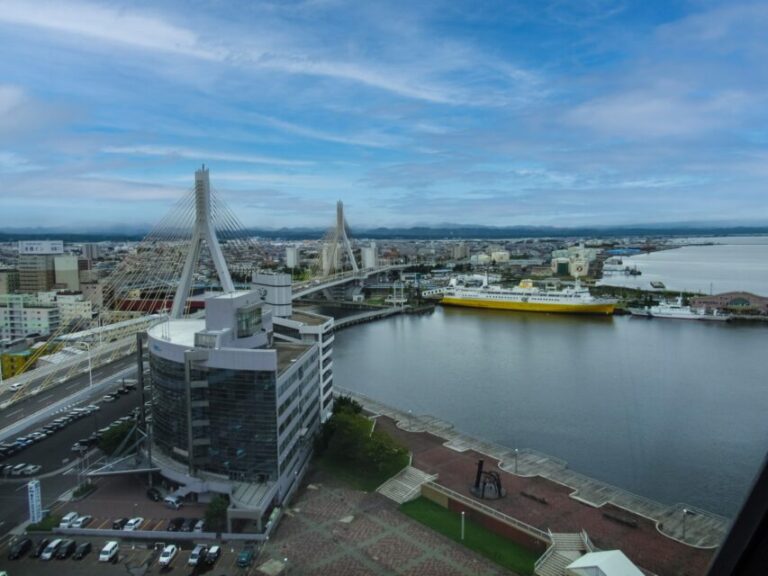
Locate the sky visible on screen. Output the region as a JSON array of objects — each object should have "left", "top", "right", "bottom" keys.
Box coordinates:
[{"left": 0, "top": 0, "right": 766, "bottom": 231}]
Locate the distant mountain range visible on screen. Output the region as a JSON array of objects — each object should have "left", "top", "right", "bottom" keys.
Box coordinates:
[{"left": 1, "top": 223, "right": 767, "bottom": 242}]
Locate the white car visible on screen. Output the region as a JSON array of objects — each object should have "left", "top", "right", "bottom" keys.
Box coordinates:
[
  {"left": 158, "top": 544, "right": 178, "bottom": 566},
  {"left": 123, "top": 517, "right": 144, "bottom": 531},
  {"left": 9, "top": 382, "right": 24, "bottom": 391},
  {"left": 72, "top": 514, "right": 92, "bottom": 528}
]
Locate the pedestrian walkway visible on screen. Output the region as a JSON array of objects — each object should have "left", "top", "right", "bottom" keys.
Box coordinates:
[{"left": 339, "top": 387, "right": 725, "bottom": 576}]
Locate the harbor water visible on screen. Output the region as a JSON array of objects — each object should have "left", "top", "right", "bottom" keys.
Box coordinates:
[
  {"left": 598, "top": 235, "right": 768, "bottom": 296},
  {"left": 332, "top": 306, "right": 768, "bottom": 518}
]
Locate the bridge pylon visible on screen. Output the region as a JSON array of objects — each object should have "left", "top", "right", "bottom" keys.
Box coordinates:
[
  {"left": 171, "top": 165, "right": 235, "bottom": 317},
  {"left": 321, "top": 200, "right": 359, "bottom": 276}
]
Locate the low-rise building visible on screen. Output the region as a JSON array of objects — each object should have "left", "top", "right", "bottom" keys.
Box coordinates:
[{"left": 690, "top": 292, "right": 768, "bottom": 315}]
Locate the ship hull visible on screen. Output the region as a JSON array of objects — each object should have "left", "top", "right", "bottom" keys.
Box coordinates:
[{"left": 440, "top": 296, "right": 615, "bottom": 315}]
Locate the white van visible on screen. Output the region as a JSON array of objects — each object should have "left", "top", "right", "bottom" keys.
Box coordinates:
[
  {"left": 59, "top": 511, "right": 78, "bottom": 528},
  {"left": 99, "top": 541, "right": 119, "bottom": 563}
]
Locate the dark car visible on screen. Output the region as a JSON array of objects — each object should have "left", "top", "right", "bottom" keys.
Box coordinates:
[
  {"left": 56, "top": 539, "right": 76, "bottom": 559},
  {"left": 146, "top": 487, "right": 161, "bottom": 502},
  {"left": 180, "top": 517, "right": 198, "bottom": 532},
  {"left": 236, "top": 548, "right": 255, "bottom": 568},
  {"left": 73, "top": 541, "right": 92, "bottom": 560},
  {"left": 7, "top": 537, "right": 33, "bottom": 560},
  {"left": 112, "top": 518, "right": 128, "bottom": 530},
  {"left": 204, "top": 545, "right": 221, "bottom": 565},
  {"left": 166, "top": 517, "right": 184, "bottom": 531},
  {"left": 32, "top": 538, "right": 51, "bottom": 558}
]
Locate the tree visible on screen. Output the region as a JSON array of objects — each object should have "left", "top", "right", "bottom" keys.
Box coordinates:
[
  {"left": 205, "top": 494, "right": 229, "bottom": 533},
  {"left": 98, "top": 421, "right": 134, "bottom": 456}
]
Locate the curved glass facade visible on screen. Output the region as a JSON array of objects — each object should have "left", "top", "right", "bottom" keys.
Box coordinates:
[
  {"left": 150, "top": 351, "right": 279, "bottom": 482},
  {"left": 150, "top": 354, "right": 190, "bottom": 462}
]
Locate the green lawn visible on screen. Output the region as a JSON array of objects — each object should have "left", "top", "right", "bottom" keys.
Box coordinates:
[
  {"left": 316, "top": 449, "right": 410, "bottom": 492},
  {"left": 401, "top": 497, "right": 539, "bottom": 575}
]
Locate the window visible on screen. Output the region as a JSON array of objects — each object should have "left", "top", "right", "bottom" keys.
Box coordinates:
[{"left": 236, "top": 304, "right": 262, "bottom": 338}]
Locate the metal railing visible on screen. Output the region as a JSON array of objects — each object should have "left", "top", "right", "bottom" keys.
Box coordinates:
[{"left": 424, "top": 481, "right": 550, "bottom": 542}]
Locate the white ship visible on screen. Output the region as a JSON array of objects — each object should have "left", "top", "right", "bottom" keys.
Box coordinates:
[{"left": 631, "top": 297, "right": 729, "bottom": 321}]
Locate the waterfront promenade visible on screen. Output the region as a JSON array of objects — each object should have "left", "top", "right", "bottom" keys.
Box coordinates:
[{"left": 339, "top": 388, "right": 730, "bottom": 576}]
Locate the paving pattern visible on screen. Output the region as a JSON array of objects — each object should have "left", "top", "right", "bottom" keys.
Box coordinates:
[{"left": 259, "top": 469, "right": 513, "bottom": 576}]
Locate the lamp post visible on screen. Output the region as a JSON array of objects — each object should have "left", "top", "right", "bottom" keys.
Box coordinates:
[
  {"left": 514, "top": 448, "right": 519, "bottom": 474},
  {"left": 460, "top": 510, "right": 465, "bottom": 541}
]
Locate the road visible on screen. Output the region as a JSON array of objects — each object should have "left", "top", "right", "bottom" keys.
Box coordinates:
[
  {"left": 0, "top": 355, "right": 138, "bottom": 430},
  {"left": 0, "top": 368, "right": 144, "bottom": 537}
]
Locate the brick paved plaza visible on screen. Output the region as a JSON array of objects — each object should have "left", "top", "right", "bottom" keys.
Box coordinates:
[{"left": 259, "top": 467, "right": 514, "bottom": 576}]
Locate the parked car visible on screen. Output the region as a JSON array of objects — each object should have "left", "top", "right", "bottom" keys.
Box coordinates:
[
  {"left": 188, "top": 544, "right": 207, "bottom": 566},
  {"left": 112, "top": 518, "right": 128, "bottom": 530},
  {"left": 40, "top": 539, "right": 62, "bottom": 561},
  {"left": 158, "top": 544, "right": 178, "bottom": 567},
  {"left": 180, "top": 517, "right": 198, "bottom": 532},
  {"left": 163, "top": 494, "right": 183, "bottom": 509},
  {"left": 193, "top": 519, "right": 205, "bottom": 532},
  {"left": 123, "top": 517, "right": 144, "bottom": 531},
  {"left": 10, "top": 463, "right": 27, "bottom": 476},
  {"left": 146, "top": 487, "right": 161, "bottom": 502},
  {"left": 59, "top": 511, "right": 79, "bottom": 528},
  {"left": 102, "top": 394, "right": 116, "bottom": 402},
  {"left": 32, "top": 538, "right": 51, "bottom": 558},
  {"left": 72, "top": 515, "right": 92, "bottom": 528},
  {"left": 73, "top": 541, "right": 92, "bottom": 560},
  {"left": 166, "top": 517, "right": 184, "bottom": 531},
  {"left": 99, "top": 541, "right": 119, "bottom": 563},
  {"left": 55, "top": 539, "right": 76, "bottom": 559},
  {"left": 236, "top": 548, "right": 255, "bottom": 568},
  {"left": 204, "top": 545, "right": 221, "bottom": 565},
  {"left": 7, "top": 537, "right": 32, "bottom": 560}
]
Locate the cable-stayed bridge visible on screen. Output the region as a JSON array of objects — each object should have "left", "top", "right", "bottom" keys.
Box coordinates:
[{"left": 0, "top": 167, "right": 401, "bottom": 411}]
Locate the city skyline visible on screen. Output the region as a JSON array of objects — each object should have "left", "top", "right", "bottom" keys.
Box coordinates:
[{"left": 1, "top": 0, "right": 767, "bottom": 229}]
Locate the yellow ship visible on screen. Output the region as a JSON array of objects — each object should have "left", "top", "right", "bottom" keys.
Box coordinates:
[{"left": 430, "top": 279, "right": 616, "bottom": 315}]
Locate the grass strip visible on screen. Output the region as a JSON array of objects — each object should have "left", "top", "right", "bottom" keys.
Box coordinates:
[{"left": 401, "top": 497, "right": 539, "bottom": 575}]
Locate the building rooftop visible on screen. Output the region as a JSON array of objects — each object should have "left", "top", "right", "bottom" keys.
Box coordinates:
[
  {"left": 290, "top": 310, "right": 329, "bottom": 326},
  {"left": 275, "top": 342, "right": 313, "bottom": 374},
  {"left": 147, "top": 318, "right": 206, "bottom": 347}
]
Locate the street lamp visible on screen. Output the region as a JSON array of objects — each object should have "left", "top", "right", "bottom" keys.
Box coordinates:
[
  {"left": 514, "top": 448, "right": 519, "bottom": 474},
  {"left": 460, "top": 510, "right": 465, "bottom": 541}
]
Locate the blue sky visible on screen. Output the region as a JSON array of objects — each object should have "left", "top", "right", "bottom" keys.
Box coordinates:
[{"left": 0, "top": 0, "right": 766, "bottom": 230}]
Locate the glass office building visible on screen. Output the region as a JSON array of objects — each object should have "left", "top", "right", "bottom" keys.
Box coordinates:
[{"left": 147, "top": 290, "right": 326, "bottom": 532}]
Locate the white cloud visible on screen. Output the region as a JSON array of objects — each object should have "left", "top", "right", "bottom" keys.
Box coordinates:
[
  {"left": 0, "top": 0, "right": 218, "bottom": 59},
  {"left": 567, "top": 89, "right": 752, "bottom": 139},
  {"left": 102, "top": 145, "right": 312, "bottom": 167},
  {"left": 249, "top": 114, "right": 404, "bottom": 148}
]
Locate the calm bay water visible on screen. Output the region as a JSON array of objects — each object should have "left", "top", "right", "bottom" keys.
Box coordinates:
[
  {"left": 598, "top": 235, "right": 768, "bottom": 296},
  {"left": 332, "top": 307, "right": 767, "bottom": 517}
]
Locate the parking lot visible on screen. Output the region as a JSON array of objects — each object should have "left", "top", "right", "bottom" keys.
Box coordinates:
[{"left": 0, "top": 538, "right": 264, "bottom": 575}]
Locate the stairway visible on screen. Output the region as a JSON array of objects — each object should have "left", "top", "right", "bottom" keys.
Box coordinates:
[
  {"left": 377, "top": 467, "right": 437, "bottom": 504},
  {"left": 534, "top": 532, "right": 589, "bottom": 576}
]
